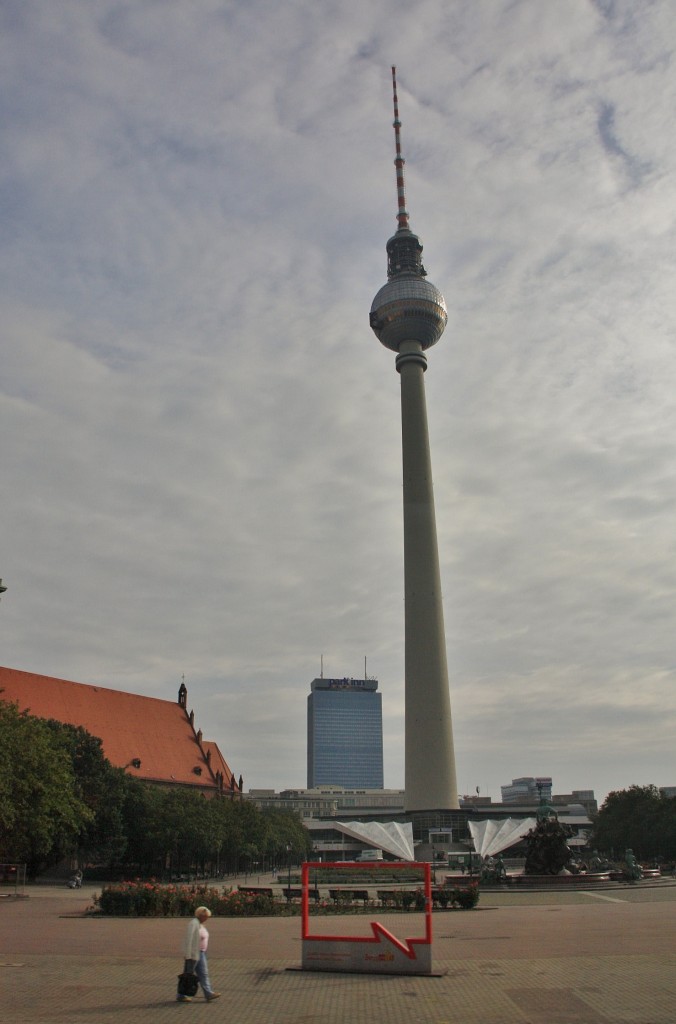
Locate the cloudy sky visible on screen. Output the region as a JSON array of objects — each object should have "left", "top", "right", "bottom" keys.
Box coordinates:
[{"left": 2, "top": 0, "right": 676, "bottom": 807}]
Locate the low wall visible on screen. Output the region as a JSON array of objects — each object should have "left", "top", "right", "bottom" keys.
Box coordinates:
[{"left": 508, "top": 871, "right": 611, "bottom": 886}]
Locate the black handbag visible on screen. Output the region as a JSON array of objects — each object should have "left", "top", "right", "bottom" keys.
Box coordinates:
[{"left": 177, "top": 971, "right": 199, "bottom": 997}]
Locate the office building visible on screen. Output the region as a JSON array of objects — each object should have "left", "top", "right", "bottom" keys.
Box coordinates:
[
  {"left": 246, "top": 786, "right": 405, "bottom": 821},
  {"left": 501, "top": 777, "right": 553, "bottom": 804},
  {"left": 307, "top": 677, "right": 383, "bottom": 789}
]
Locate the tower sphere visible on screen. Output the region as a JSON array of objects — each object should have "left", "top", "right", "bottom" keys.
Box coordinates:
[{"left": 370, "top": 271, "right": 447, "bottom": 353}]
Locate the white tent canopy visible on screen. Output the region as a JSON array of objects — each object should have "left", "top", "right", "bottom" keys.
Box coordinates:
[
  {"left": 335, "top": 820, "right": 415, "bottom": 861},
  {"left": 468, "top": 818, "right": 537, "bottom": 859}
]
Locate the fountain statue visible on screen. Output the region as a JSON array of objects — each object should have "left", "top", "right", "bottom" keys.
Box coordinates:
[{"left": 523, "top": 800, "right": 574, "bottom": 875}]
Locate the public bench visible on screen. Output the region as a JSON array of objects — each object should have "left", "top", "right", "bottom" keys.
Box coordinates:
[
  {"left": 375, "top": 889, "right": 421, "bottom": 909},
  {"left": 282, "top": 887, "right": 320, "bottom": 902},
  {"left": 329, "top": 888, "right": 370, "bottom": 905}
]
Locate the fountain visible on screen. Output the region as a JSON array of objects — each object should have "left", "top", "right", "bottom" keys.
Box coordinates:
[{"left": 468, "top": 801, "right": 612, "bottom": 887}]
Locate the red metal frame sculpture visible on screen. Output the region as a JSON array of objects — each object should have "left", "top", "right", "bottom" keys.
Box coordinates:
[{"left": 300, "top": 860, "right": 434, "bottom": 975}]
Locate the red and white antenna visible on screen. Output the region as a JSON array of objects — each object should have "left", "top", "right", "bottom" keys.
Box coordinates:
[{"left": 391, "top": 66, "right": 410, "bottom": 232}]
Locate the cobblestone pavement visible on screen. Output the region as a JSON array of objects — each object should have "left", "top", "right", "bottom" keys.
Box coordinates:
[{"left": 2, "top": 880, "right": 675, "bottom": 1023}]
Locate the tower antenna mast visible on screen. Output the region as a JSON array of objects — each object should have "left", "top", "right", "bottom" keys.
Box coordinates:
[{"left": 391, "top": 66, "right": 410, "bottom": 232}]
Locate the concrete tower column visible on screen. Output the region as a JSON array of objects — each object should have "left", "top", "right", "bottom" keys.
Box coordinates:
[{"left": 397, "top": 340, "right": 458, "bottom": 812}]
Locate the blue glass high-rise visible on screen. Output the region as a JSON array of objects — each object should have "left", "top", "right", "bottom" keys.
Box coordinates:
[{"left": 307, "top": 678, "right": 384, "bottom": 789}]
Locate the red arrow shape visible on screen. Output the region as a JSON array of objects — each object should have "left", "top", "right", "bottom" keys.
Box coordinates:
[
  {"left": 369, "top": 921, "right": 422, "bottom": 960},
  {"left": 302, "top": 921, "right": 428, "bottom": 960}
]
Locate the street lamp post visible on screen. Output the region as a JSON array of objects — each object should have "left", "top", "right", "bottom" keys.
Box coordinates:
[{"left": 286, "top": 844, "right": 292, "bottom": 899}]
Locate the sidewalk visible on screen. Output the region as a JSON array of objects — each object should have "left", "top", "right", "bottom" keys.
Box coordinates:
[{"left": 1, "top": 880, "right": 675, "bottom": 1023}]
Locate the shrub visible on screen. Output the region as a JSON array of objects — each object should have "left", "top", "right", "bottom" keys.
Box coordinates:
[
  {"left": 387, "top": 886, "right": 479, "bottom": 911},
  {"left": 96, "top": 883, "right": 137, "bottom": 916},
  {"left": 331, "top": 890, "right": 354, "bottom": 909},
  {"left": 400, "top": 890, "right": 416, "bottom": 910},
  {"left": 212, "top": 889, "right": 277, "bottom": 917},
  {"left": 451, "top": 884, "right": 479, "bottom": 909}
]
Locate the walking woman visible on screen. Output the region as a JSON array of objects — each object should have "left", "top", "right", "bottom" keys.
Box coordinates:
[{"left": 177, "top": 906, "right": 221, "bottom": 1002}]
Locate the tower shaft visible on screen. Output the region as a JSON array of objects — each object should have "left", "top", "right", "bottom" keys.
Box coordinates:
[{"left": 398, "top": 342, "right": 459, "bottom": 813}]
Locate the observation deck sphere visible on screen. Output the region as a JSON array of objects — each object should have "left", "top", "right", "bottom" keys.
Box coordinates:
[{"left": 370, "top": 275, "right": 447, "bottom": 352}]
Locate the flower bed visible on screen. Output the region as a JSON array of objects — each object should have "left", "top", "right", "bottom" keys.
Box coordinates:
[
  {"left": 92, "top": 880, "right": 480, "bottom": 917},
  {"left": 93, "top": 881, "right": 279, "bottom": 918}
]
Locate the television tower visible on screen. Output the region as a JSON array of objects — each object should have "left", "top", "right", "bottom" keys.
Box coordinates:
[{"left": 370, "top": 67, "right": 459, "bottom": 818}]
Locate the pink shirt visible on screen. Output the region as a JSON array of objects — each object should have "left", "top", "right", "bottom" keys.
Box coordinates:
[{"left": 199, "top": 924, "right": 209, "bottom": 952}]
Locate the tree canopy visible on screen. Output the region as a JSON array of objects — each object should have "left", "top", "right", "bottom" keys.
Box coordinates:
[
  {"left": 0, "top": 699, "right": 312, "bottom": 879},
  {"left": 0, "top": 701, "right": 92, "bottom": 876},
  {"left": 591, "top": 785, "right": 676, "bottom": 861}
]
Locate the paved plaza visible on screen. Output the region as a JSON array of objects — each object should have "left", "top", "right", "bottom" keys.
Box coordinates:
[{"left": 1, "top": 878, "right": 675, "bottom": 1023}]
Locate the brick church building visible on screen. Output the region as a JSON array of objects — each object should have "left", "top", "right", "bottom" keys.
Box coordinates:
[{"left": 0, "top": 666, "right": 240, "bottom": 798}]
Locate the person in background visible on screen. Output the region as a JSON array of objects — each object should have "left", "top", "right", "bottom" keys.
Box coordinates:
[{"left": 177, "top": 906, "right": 221, "bottom": 1002}]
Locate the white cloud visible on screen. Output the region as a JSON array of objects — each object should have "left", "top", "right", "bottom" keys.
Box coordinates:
[{"left": 2, "top": 0, "right": 676, "bottom": 807}]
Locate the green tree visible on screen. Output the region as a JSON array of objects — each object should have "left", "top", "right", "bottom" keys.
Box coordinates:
[
  {"left": 1, "top": 699, "right": 316, "bottom": 881},
  {"left": 591, "top": 785, "right": 676, "bottom": 861},
  {"left": 159, "top": 787, "right": 209, "bottom": 877},
  {"left": 43, "top": 720, "right": 129, "bottom": 869},
  {"left": 112, "top": 792, "right": 314, "bottom": 879},
  {"left": 0, "top": 701, "right": 92, "bottom": 876},
  {"left": 119, "top": 778, "right": 166, "bottom": 877},
  {"left": 262, "top": 808, "right": 313, "bottom": 867}
]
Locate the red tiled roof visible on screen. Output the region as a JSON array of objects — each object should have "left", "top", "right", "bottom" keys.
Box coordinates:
[
  {"left": 0, "top": 666, "right": 238, "bottom": 795},
  {"left": 202, "top": 740, "right": 237, "bottom": 790}
]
